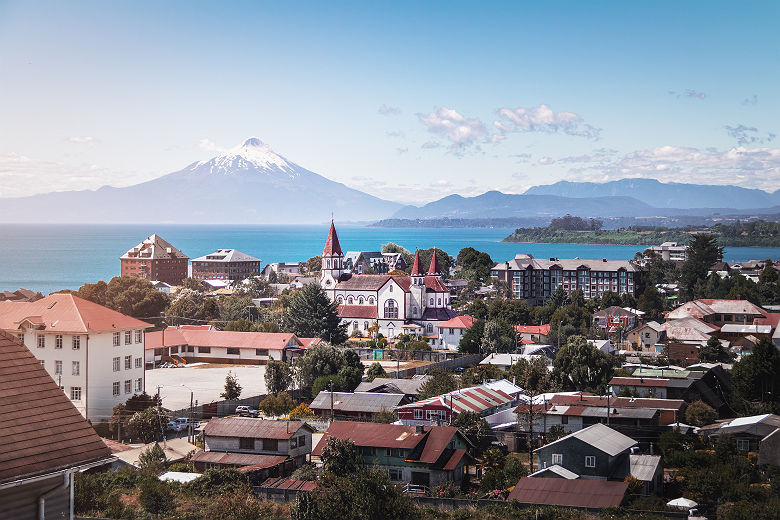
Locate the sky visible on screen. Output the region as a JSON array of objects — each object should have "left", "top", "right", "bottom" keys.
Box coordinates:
[{"left": 0, "top": 1, "right": 778, "bottom": 203}]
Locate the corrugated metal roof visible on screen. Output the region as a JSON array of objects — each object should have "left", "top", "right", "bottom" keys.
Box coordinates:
[
  {"left": 442, "top": 449, "right": 467, "bottom": 470},
  {"left": 203, "top": 418, "right": 312, "bottom": 439},
  {"left": 259, "top": 477, "right": 317, "bottom": 491},
  {"left": 311, "top": 421, "right": 462, "bottom": 458},
  {"left": 508, "top": 477, "right": 628, "bottom": 508},
  {"left": 354, "top": 377, "right": 430, "bottom": 396},
  {"left": 310, "top": 391, "right": 406, "bottom": 413},
  {"left": 529, "top": 464, "right": 579, "bottom": 479},
  {"left": 399, "top": 380, "right": 520, "bottom": 415},
  {"left": 629, "top": 454, "right": 662, "bottom": 482},
  {"left": 192, "top": 451, "right": 289, "bottom": 468},
  {"left": 537, "top": 423, "right": 636, "bottom": 457}
]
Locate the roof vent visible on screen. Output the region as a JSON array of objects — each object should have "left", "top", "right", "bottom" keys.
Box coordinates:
[{"left": 415, "top": 425, "right": 425, "bottom": 434}]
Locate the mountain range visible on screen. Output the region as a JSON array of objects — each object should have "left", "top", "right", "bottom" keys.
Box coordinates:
[{"left": 1, "top": 138, "right": 778, "bottom": 224}]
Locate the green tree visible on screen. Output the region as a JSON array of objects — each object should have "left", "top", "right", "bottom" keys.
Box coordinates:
[
  {"left": 295, "top": 343, "right": 358, "bottom": 391},
  {"left": 305, "top": 256, "right": 322, "bottom": 274},
  {"left": 508, "top": 356, "right": 553, "bottom": 393},
  {"left": 265, "top": 360, "right": 293, "bottom": 394},
  {"left": 700, "top": 336, "right": 736, "bottom": 363},
  {"left": 283, "top": 283, "right": 348, "bottom": 344},
  {"left": 258, "top": 392, "right": 297, "bottom": 416},
  {"left": 731, "top": 338, "right": 780, "bottom": 406},
  {"left": 139, "top": 479, "right": 174, "bottom": 515},
  {"left": 457, "top": 247, "right": 494, "bottom": 283},
  {"left": 417, "top": 369, "right": 457, "bottom": 400},
  {"left": 480, "top": 320, "right": 516, "bottom": 354},
  {"left": 223, "top": 318, "right": 262, "bottom": 331},
  {"left": 553, "top": 335, "right": 617, "bottom": 392},
  {"left": 138, "top": 442, "right": 167, "bottom": 472},
  {"left": 76, "top": 276, "right": 169, "bottom": 321},
  {"left": 110, "top": 392, "right": 161, "bottom": 438},
  {"left": 685, "top": 400, "right": 718, "bottom": 427},
  {"left": 372, "top": 407, "right": 398, "bottom": 423},
  {"left": 637, "top": 286, "right": 664, "bottom": 321},
  {"left": 312, "top": 374, "right": 347, "bottom": 396},
  {"left": 218, "top": 293, "right": 256, "bottom": 323},
  {"left": 166, "top": 288, "right": 220, "bottom": 325},
  {"left": 454, "top": 410, "right": 492, "bottom": 453},
  {"left": 681, "top": 234, "right": 723, "bottom": 300},
  {"left": 126, "top": 406, "right": 167, "bottom": 443},
  {"left": 416, "top": 247, "right": 454, "bottom": 279},
  {"left": 180, "top": 277, "right": 206, "bottom": 292},
  {"left": 460, "top": 364, "right": 503, "bottom": 387},
  {"left": 365, "top": 362, "right": 387, "bottom": 381},
  {"left": 321, "top": 437, "right": 362, "bottom": 477},
  {"left": 458, "top": 319, "right": 485, "bottom": 354},
  {"left": 220, "top": 371, "right": 242, "bottom": 400}
]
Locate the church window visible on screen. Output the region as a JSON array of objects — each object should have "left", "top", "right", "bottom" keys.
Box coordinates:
[
  {"left": 353, "top": 321, "right": 358, "bottom": 330},
  {"left": 384, "top": 299, "right": 398, "bottom": 319},
  {"left": 369, "top": 297, "right": 375, "bottom": 304},
  {"left": 426, "top": 323, "right": 433, "bottom": 333},
  {"left": 363, "top": 321, "right": 369, "bottom": 330},
  {"left": 347, "top": 296, "right": 354, "bottom": 304},
  {"left": 358, "top": 296, "right": 364, "bottom": 304},
  {"left": 429, "top": 298, "right": 434, "bottom": 306},
  {"left": 438, "top": 298, "right": 441, "bottom": 306},
  {"left": 412, "top": 307, "right": 418, "bottom": 316},
  {"left": 389, "top": 285, "right": 393, "bottom": 292},
  {"left": 337, "top": 296, "right": 344, "bottom": 303}
]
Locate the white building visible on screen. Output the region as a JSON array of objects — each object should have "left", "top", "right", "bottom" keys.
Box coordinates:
[
  {"left": 320, "top": 221, "right": 457, "bottom": 338},
  {"left": 0, "top": 293, "right": 152, "bottom": 422},
  {"left": 645, "top": 242, "right": 688, "bottom": 262},
  {"left": 434, "top": 315, "right": 476, "bottom": 350}
]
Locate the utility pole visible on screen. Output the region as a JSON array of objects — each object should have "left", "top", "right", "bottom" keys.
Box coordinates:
[{"left": 329, "top": 380, "right": 334, "bottom": 423}]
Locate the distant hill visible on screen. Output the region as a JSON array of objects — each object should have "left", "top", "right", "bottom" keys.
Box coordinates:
[
  {"left": 0, "top": 138, "right": 401, "bottom": 224},
  {"left": 524, "top": 178, "right": 780, "bottom": 209}
]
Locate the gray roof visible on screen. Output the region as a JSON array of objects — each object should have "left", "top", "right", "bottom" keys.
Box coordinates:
[
  {"left": 354, "top": 377, "right": 429, "bottom": 396},
  {"left": 192, "top": 249, "right": 260, "bottom": 263},
  {"left": 310, "top": 391, "right": 406, "bottom": 413},
  {"left": 720, "top": 324, "right": 772, "bottom": 334},
  {"left": 630, "top": 454, "right": 662, "bottom": 482},
  {"left": 529, "top": 464, "right": 579, "bottom": 479},
  {"left": 537, "top": 423, "right": 637, "bottom": 457},
  {"left": 493, "top": 253, "right": 638, "bottom": 273}
]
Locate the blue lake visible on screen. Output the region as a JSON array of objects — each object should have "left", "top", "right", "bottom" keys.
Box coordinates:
[{"left": 1, "top": 224, "right": 778, "bottom": 293}]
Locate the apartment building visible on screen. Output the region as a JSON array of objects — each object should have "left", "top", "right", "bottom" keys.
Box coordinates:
[
  {"left": 644, "top": 242, "right": 688, "bottom": 262},
  {"left": 120, "top": 234, "right": 189, "bottom": 285},
  {"left": 491, "top": 254, "right": 638, "bottom": 304},
  {"left": 191, "top": 249, "right": 262, "bottom": 282},
  {"left": 0, "top": 294, "right": 152, "bottom": 422}
]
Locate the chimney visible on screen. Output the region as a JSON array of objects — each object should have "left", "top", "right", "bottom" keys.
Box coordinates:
[{"left": 415, "top": 425, "right": 425, "bottom": 434}]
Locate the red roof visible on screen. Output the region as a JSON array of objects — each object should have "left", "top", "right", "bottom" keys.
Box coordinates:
[
  {"left": 667, "top": 299, "right": 765, "bottom": 320},
  {"left": 443, "top": 449, "right": 467, "bottom": 470},
  {"left": 145, "top": 328, "right": 300, "bottom": 350},
  {"left": 424, "top": 275, "right": 448, "bottom": 293},
  {"left": 191, "top": 451, "right": 289, "bottom": 469},
  {"left": 0, "top": 330, "right": 112, "bottom": 483},
  {"left": 411, "top": 250, "right": 423, "bottom": 276},
  {"left": 515, "top": 324, "right": 552, "bottom": 335},
  {"left": 428, "top": 250, "right": 441, "bottom": 275},
  {"left": 322, "top": 220, "right": 342, "bottom": 256},
  {"left": 755, "top": 312, "right": 780, "bottom": 329},
  {"left": 437, "top": 315, "right": 476, "bottom": 329},
  {"left": 337, "top": 305, "right": 378, "bottom": 319},
  {"left": 297, "top": 337, "right": 323, "bottom": 348},
  {"left": 258, "top": 477, "right": 317, "bottom": 491},
  {"left": 508, "top": 477, "right": 627, "bottom": 508},
  {"left": 0, "top": 293, "right": 152, "bottom": 333},
  {"left": 312, "top": 421, "right": 459, "bottom": 455}
]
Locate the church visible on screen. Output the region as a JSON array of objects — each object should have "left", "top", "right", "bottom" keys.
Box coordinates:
[{"left": 319, "top": 221, "right": 458, "bottom": 339}]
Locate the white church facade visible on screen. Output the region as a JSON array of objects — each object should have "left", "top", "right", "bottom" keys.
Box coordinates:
[{"left": 319, "top": 222, "right": 458, "bottom": 339}]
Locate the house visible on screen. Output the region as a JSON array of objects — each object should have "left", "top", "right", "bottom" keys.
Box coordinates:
[
  {"left": 587, "top": 339, "right": 615, "bottom": 354},
  {"left": 0, "top": 293, "right": 151, "bottom": 421},
  {"left": 535, "top": 423, "right": 637, "bottom": 481},
  {"left": 0, "top": 330, "right": 114, "bottom": 520},
  {"left": 145, "top": 327, "right": 301, "bottom": 366},
  {"left": 312, "top": 421, "right": 473, "bottom": 489},
  {"left": 120, "top": 234, "right": 189, "bottom": 285},
  {"left": 480, "top": 353, "right": 548, "bottom": 371},
  {"left": 645, "top": 242, "right": 688, "bottom": 262},
  {"left": 309, "top": 391, "right": 409, "bottom": 420},
  {"left": 508, "top": 477, "right": 628, "bottom": 508},
  {"left": 0, "top": 288, "right": 41, "bottom": 302},
  {"left": 491, "top": 254, "right": 639, "bottom": 304},
  {"left": 150, "top": 280, "right": 173, "bottom": 294},
  {"left": 627, "top": 321, "right": 665, "bottom": 351},
  {"left": 666, "top": 299, "right": 766, "bottom": 326},
  {"left": 320, "top": 222, "right": 457, "bottom": 338},
  {"left": 396, "top": 380, "right": 521, "bottom": 425},
  {"left": 703, "top": 414, "right": 780, "bottom": 454},
  {"left": 435, "top": 315, "right": 476, "bottom": 350},
  {"left": 343, "top": 251, "right": 407, "bottom": 274},
  {"left": 593, "top": 306, "right": 641, "bottom": 334},
  {"left": 622, "top": 365, "right": 732, "bottom": 413},
  {"left": 546, "top": 394, "right": 686, "bottom": 426},
  {"left": 195, "top": 417, "right": 314, "bottom": 472},
  {"left": 191, "top": 249, "right": 262, "bottom": 282},
  {"left": 662, "top": 317, "right": 720, "bottom": 344},
  {"left": 515, "top": 324, "right": 551, "bottom": 344},
  {"left": 262, "top": 262, "right": 302, "bottom": 279},
  {"left": 629, "top": 454, "right": 664, "bottom": 495},
  {"left": 353, "top": 376, "right": 430, "bottom": 400}
]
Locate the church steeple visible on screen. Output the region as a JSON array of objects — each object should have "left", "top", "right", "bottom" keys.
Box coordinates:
[
  {"left": 411, "top": 249, "right": 424, "bottom": 285},
  {"left": 323, "top": 220, "right": 342, "bottom": 257},
  {"left": 427, "top": 248, "right": 441, "bottom": 277},
  {"left": 320, "top": 220, "right": 343, "bottom": 287}
]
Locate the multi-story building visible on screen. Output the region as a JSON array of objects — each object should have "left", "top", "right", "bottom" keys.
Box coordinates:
[
  {"left": 491, "top": 254, "right": 639, "bottom": 305},
  {"left": 645, "top": 242, "right": 688, "bottom": 262},
  {"left": 0, "top": 293, "right": 152, "bottom": 422},
  {"left": 665, "top": 299, "right": 766, "bottom": 326},
  {"left": 120, "top": 234, "right": 189, "bottom": 285},
  {"left": 343, "top": 251, "right": 408, "bottom": 274},
  {"left": 191, "top": 249, "right": 262, "bottom": 282}
]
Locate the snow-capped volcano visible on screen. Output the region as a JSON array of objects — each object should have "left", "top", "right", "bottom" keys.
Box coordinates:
[
  {"left": 194, "top": 137, "right": 300, "bottom": 177},
  {"left": 0, "top": 136, "right": 402, "bottom": 224}
]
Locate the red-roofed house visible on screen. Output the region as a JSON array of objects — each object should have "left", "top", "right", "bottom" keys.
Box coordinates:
[
  {"left": 666, "top": 299, "right": 765, "bottom": 326},
  {"left": 312, "top": 421, "right": 473, "bottom": 489},
  {"left": 0, "top": 294, "right": 152, "bottom": 421},
  {"left": 435, "top": 315, "right": 477, "bottom": 350},
  {"left": 396, "top": 381, "right": 521, "bottom": 425},
  {"left": 515, "top": 324, "right": 552, "bottom": 343}
]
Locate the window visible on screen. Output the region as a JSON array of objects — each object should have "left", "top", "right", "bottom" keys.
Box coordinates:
[
  {"left": 112, "top": 357, "right": 120, "bottom": 371},
  {"left": 124, "top": 380, "right": 132, "bottom": 394},
  {"left": 363, "top": 321, "right": 368, "bottom": 330},
  {"left": 438, "top": 298, "right": 441, "bottom": 306},
  {"left": 37, "top": 334, "right": 45, "bottom": 348},
  {"left": 135, "top": 330, "right": 142, "bottom": 343},
  {"left": 198, "top": 347, "right": 211, "bottom": 353},
  {"left": 384, "top": 299, "right": 398, "bottom": 319},
  {"left": 125, "top": 355, "right": 132, "bottom": 369},
  {"left": 262, "top": 439, "right": 278, "bottom": 451},
  {"left": 113, "top": 332, "right": 120, "bottom": 346},
  {"left": 72, "top": 336, "right": 80, "bottom": 350},
  {"left": 70, "top": 387, "right": 82, "bottom": 400},
  {"left": 386, "top": 448, "right": 403, "bottom": 457},
  {"left": 358, "top": 296, "right": 364, "bottom": 304},
  {"left": 337, "top": 296, "right": 344, "bottom": 303},
  {"left": 72, "top": 361, "right": 80, "bottom": 376},
  {"left": 426, "top": 323, "right": 433, "bottom": 333},
  {"left": 239, "top": 437, "right": 255, "bottom": 450},
  {"left": 552, "top": 454, "right": 563, "bottom": 465},
  {"left": 135, "top": 357, "right": 142, "bottom": 368},
  {"left": 136, "top": 378, "right": 143, "bottom": 392},
  {"left": 55, "top": 360, "right": 63, "bottom": 375},
  {"left": 112, "top": 382, "right": 120, "bottom": 396},
  {"left": 171, "top": 346, "right": 179, "bottom": 354},
  {"left": 737, "top": 439, "right": 750, "bottom": 451},
  {"left": 388, "top": 468, "right": 402, "bottom": 481},
  {"left": 124, "top": 331, "right": 132, "bottom": 345},
  {"left": 429, "top": 298, "right": 434, "bottom": 306},
  {"left": 414, "top": 409, "right": 423, "bottom": 419},
  {"left": 255, "top": 349, "right": 268, "bottom": 356},
  {"left": 389, "top": 285, "right": 393, "bottom": 292},
  {"left": 561, "top": 415, "right": 568, "bottom": 424},
  {"left": 585, "top": 456, "right": 596, "bottom": 468},
  {"left": 347, "top": 296, "right": 354, "bottom": 304},
  {"left": 368, "top": 297, "right": 375, "bottom": 304},
  {"left": 359, "top": 446, "right": 376, "bottom": 456},
  {"left": 297, "top": 435, "right": 306, "bottom": 447},
  {"left": 55, "top": 335, "right": 63, "bottom": 349},
  {"left": 290, "top": 437, "right": 298, "bottom": 449},
  {"left": 227, "top": 348, "right": 240, "bottom": 355}
]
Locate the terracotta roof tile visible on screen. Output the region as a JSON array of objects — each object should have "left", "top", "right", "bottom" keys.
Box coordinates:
[
  {"left": 145, "top": 328, "right": 299, "bottom": 350},
  {"left": 437, "top": 315, "right": 476, "bottom": 329},
  {"left": 337, "top": 305, "right": 378, "bottom": 319}
]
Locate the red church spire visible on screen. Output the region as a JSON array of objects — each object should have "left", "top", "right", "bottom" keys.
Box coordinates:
[
  {"left": 427, "top": 248, "right": 441, "bottom": 275},
  {"left": 410, "top": 249, "right": 422, "bottom": 276},
  {"left": 322, "top": 220, "right": 342, "bottom": 256}
]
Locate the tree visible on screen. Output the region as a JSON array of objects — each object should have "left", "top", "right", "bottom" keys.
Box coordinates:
[
  {"left": 321, "top": 437, "right": 362, "bottom": 477},
  {"left": 180, "top": 277, "right": 206, "bottom": 292},
  {"left": 454, "top": 410, "right": 492, "bottom": 453},
  {"left": 258, "top": 392, "right": 297, "bottom": 416},
  {"left": 265, "top": 360, "right": 293, "bottom": 394},
  {"left": 457, "top": 247, "right": 494, "bottom": 283},
  {"left": 218, "top": 293, "right": 256, "bottom": 323},
  {"left": 223, "top": 318, "right": 262, "bottom": 332},
  {"left": 126, "top": 406, "right": 167, "bottom": 443},
  {"left": 289, "top": 403, "right": 316, "bottom": 420},
  {"left": 338, "top": 365, "right": 364, "bottom": 392},
  {"left": 700, "top": 336, "right": 736, "bottom": 363},
  {"left": 685, "top": 400, "right": 718, "bottom": 427},
  {"left": 110, "top": 392, "right": 161, "bottom": 439},
  {"left": 681, "top": 234, "right": 723, "bottom": 300},
  {"left": 295, "top": 343, "right": 359, "bottom": 391},
  {"left": 312, "top": 374, "right": 347, "bottom": 396},
  {"left": 365, "top": 362, "right": 387, "bottom": 381},
  {"left": 417, "top": 369, "right": 457, "bottom": 400},
  {"left": 460, "top": 364, "right": 503, "bottom": 387},
  {"left": 166, "top": 288, "right": 220, "bottom": 325},
  {"left": 508, "top": 356, "right": 552, "bottom": 393},
  {"left": 283, "top": 283, "right": 348, "bottom": 344},
  {"left": 139, "top": 478, "right": 174, "bottom": 515},
  {"left": 76, "top": 276, "right": 169, "bottom": 321},
  {"left": 731, "top": 338, "right": 780, "bottom": 406},
  {"left": 306, "top": 256, "right": 322, "bottom": 274},
  {"left": 372, "top": 408, "right": 398, "bottom": 423},
  {"left": 290, "top": 463, "right": 319, "bottom": 481},
  {"left": 220, "top": 371, "right": 242, "bottom": 400},
  {"left": 138, "top": 442, "right": 167, "bottom": 472},
  {"left": 553, "top": 335, "right": 617, "bottom": 392},
  {"left": 416, "top": 247, "right": 454, "bottom": 279},
  {"left": 637, "top": 286, "right": 664, "bottom": 321},
  {"left": 480, "top": 320, "right": 516, "bottom": 354}
]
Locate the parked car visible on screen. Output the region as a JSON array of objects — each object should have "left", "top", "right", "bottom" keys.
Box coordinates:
[
  {"left": 235, "top": 405, "right": 259, "bottom": 417},
  {"left": 167, "top": 417, "right": 200, "bottom": 432}
]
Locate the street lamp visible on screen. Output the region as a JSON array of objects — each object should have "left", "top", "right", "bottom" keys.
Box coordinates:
[{"left": 180, "top": 384, "right": 195, "bottom": 444}]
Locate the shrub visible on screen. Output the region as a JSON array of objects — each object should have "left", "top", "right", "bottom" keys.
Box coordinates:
[
  {"left": 289, "top": 402, "right": 316, "bottom": 419},
  {"left": 185, "top": 468, "right": 248, "bottom": 497},
  {"left": 259, "top": 392, "right": 297, "bottom": 417},
  {"left": 139, "top": 478, "right": 175, "bottom": 515}
]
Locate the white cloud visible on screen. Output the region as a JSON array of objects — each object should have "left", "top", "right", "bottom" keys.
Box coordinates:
[
  {"left": 668, "top": 89, "right": 707, "bottom": 100},
  {"left": 198, "top": 138, "right": 225, "bottom": 152},
  {"left": 67, "top": 136, "right": 97, "bottom": 144},
  {"left": 493, "top": 104, "right": 601, "bottom": 139},
  {"left": 378, "top": 104, "right": 401, "bottom": 116},
  {"left": 421, "top": 141, "right": 441, "bottom": 150},
  {"left": 538, "top": 156, "right": 554, "bottom": 165},
  {"left": 418, "top": 107, "right": 488, "bottom": 154}
]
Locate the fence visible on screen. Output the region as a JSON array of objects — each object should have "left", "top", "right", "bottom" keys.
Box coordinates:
[{"left": 386, "top": 353, "right": 482, "bottom": 378}]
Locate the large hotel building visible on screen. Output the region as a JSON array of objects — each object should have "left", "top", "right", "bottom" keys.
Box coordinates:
[{"left": 491, "top": 254, "right": 639, "bottom": 305}]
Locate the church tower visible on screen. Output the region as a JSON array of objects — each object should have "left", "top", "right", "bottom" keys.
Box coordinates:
[
  {"left": 320, "top": 220, "right": 343, "bottom": 289},
  {"left": 427, "top": 248, "right": 442, "bottom": 279},
  {"left": 410, "top": 249, "right": 425, "bottom": 286}
]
